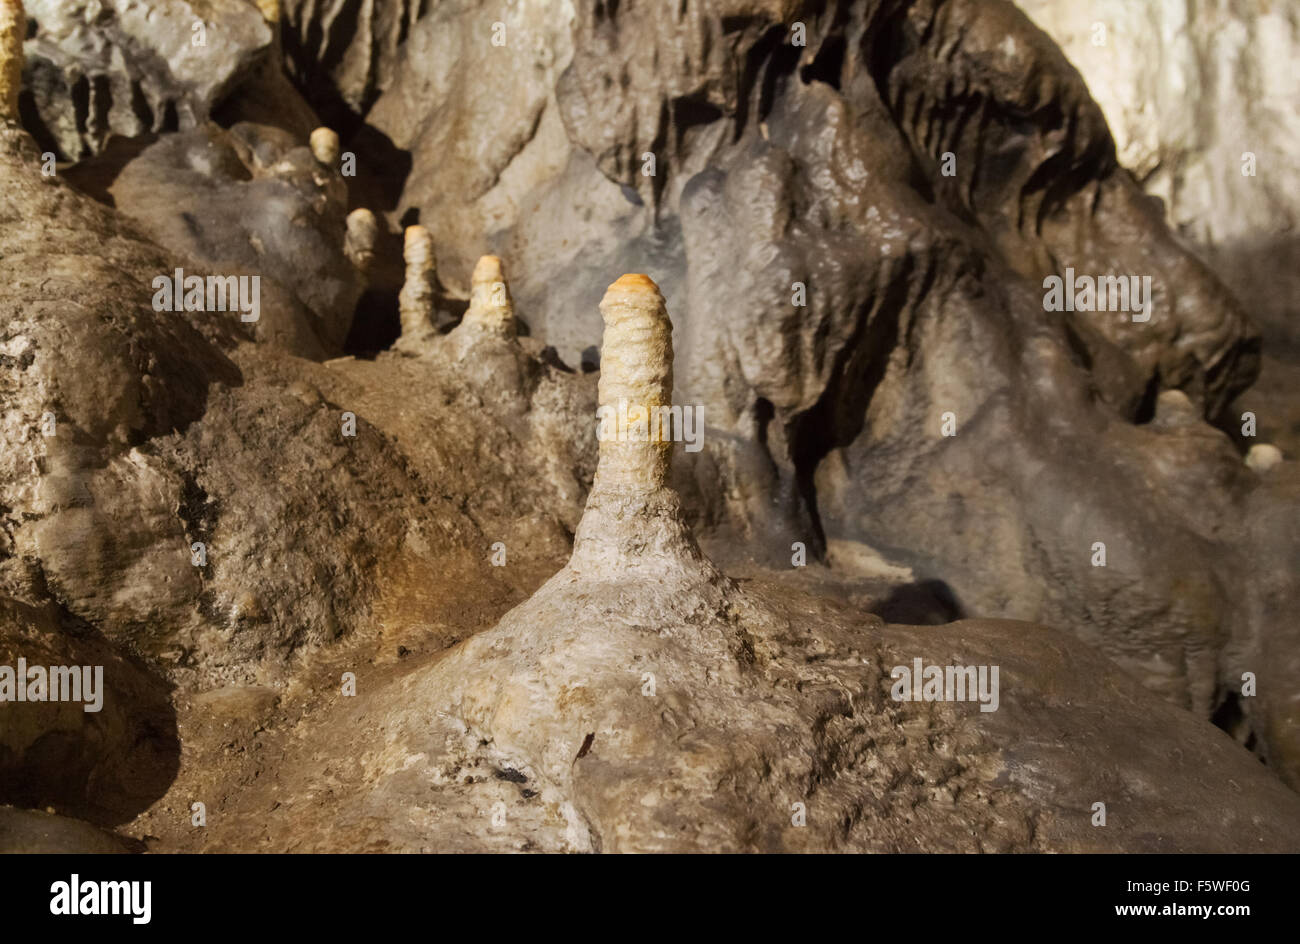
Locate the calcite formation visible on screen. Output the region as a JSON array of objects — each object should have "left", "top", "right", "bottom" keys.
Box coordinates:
[
  {"left": 568, "top": 275, "right": 715, "bottom": 580},
  {"left": 345, "top": 208, "right": 379, "bottom": 276},
  {"left": 460, "top": 256, "right": 517, "bottom": 337},
  {"left": 314, "top": 0, "right": 1300, "bottom": 786},
  {"left": 309, "top": 126, "right": 340, "bottom": 166},
  {"left": 1246, "top": 444, "right": 1284, "bottom": 474},
  {"left": 397, "top": 225, "right": 438, "bottom": 346},
  {"left": 1020, "top": 0, "right": 1300, "bottom": 354},
  {"left": 0, "top": 0, "right": 21, "bottom": 122}
]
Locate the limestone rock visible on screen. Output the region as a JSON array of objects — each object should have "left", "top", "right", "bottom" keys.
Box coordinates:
[
  {"left": 2, "top": 0, "right": 1299, "bottom": 852},
  {"left": 277, "top": 0, "right": 426, "bottom": 120},
  {"left": 1, "top": 120, "right": 595, "bottom": 688},
  {"left": 0, "top": 598, "right": 177, "bottom": 825},
  {"left": 215, "top": 276, "right": 1299, "bottom": 852},
  {"left": 105, "top": 122, "right": 361, "bottom": 355},
  {"left": 334, "top": 0, "right": 1296, "bottom": 781},
  {"left": 1019, "top": 0, "right": 1300, "bottom": 355},
  {"left": 21, "top": 0, "right": 274, "bottom": 159}
]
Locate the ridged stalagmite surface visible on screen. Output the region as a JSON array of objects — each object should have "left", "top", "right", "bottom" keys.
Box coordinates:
[
  {"left": 398, "top": 225, "right": 437, "bottom": 344},
  {"left": 592, "top": 274, "right": 673, "bottom": 495},
  {"left": 0, "top": 0, "right": 22, "bottom": 122},
  {"left": 461, "top": 255, "right": 516, "bottom": 337},
  {"left": 568, "top": 274, "right": 713, "bottom": 580}
]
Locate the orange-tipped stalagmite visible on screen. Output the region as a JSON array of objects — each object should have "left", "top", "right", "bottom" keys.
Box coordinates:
[
  {"left": 0, "top": 0, "right": 23, "bottom": 123},
  {"left": 592, "top": 274, "right": 673, "bottom": 494},
  {"left": 461, "top": 255, "right": 516, "bottom": 337},
  {"left": 397, "top": 225, "right": 437, "bottom": 346},
  {"left": 568, "top": 274, "right": 714, "bottom": 580}
]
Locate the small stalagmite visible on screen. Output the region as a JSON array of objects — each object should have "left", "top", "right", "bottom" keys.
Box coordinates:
[
  {"left": 460, "top": 255, "right": 516, "bottom": 337},
  {"left": 568, "top": 274, "right": 715, "bottom": 580},
  {"left": 1246, "top": 443, "right": 1284, "bottom": 474},
  {"left": 255, "top": 0, "right": 281, "bottom": 25},
  {"left": 0, "top": 0, "right": 23, "bottom": 123},
  {"left": 255, "top": 0, "right": 283, "bottom": 58},
  {"left": 344, "top": 209, "right": 378, "bottom": 276},
  {"left": 397, "top": 225, "right": 438, "bottom": 345},
  {"left": 309, "top": 127, "right": 340, "bottom": 167}
]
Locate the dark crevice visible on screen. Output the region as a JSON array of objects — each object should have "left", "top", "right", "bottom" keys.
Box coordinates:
[
  {"left": 343, "top": 288, "right": 401, "bottom": 356},
  {"left": 871, "top": 579, "right": 965, "bottom": 624},
  {"left": 1132, "top": 373, "right": 1161, "bottom": 425},
  {"left": 800, "top": 34, "right": 845, "bottom": 89},
  {"left": 785, "top": 252, "right": 922, "bottom": 560},
  {"left": 1211, "top": 690, "right": 1262, "bottom": 759}
]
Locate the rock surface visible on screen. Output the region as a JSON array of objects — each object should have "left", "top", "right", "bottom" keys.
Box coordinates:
[
  {"left": 1019, "top": 0, "right": 1300, "bottom": 356},
  {"left": 0, "top": 806, "right": 134, "bottom": 853},
  {"left": 0, "top": 598, "right": 178, "bottom": 824},
  {"left": 125, "top": 274, "right": 1300, "bottom": 853},
  {"left": 315, "top": 0, "right": 1296, "bottom": 780},
  {"left": 104, "top": 121, "right": 363, "bottom": 355},
  {"left": 20, "top": 0, "right": 275, "bottom": 159},
  {"left": 1, "top": 0, "right": 1298, "bottom": 852},
  {"left": 0, "top": 122, "right": 594, "bottom": 685}
]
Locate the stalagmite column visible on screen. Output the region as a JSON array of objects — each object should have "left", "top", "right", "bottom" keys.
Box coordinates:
[
  {"left": 0, "top": 0, "right": 24, "bottom": 123},
  {"left": 310, "top": 127, "right": 340, "bottom": 167},
  {"left": 398, "top": 225, "right": 437, "bottom": 344},
  {"left": 344, "top": 209, "right": 378, "bottom": 276},
  {"left": 591, "top": 274, "right": 673, "bottom": 495},
  {"left": 460, "top": 255, "right": 516, "bottom": 337},
  {"left": 568, "top": 274, "right": 713, "bottom": 578}
]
